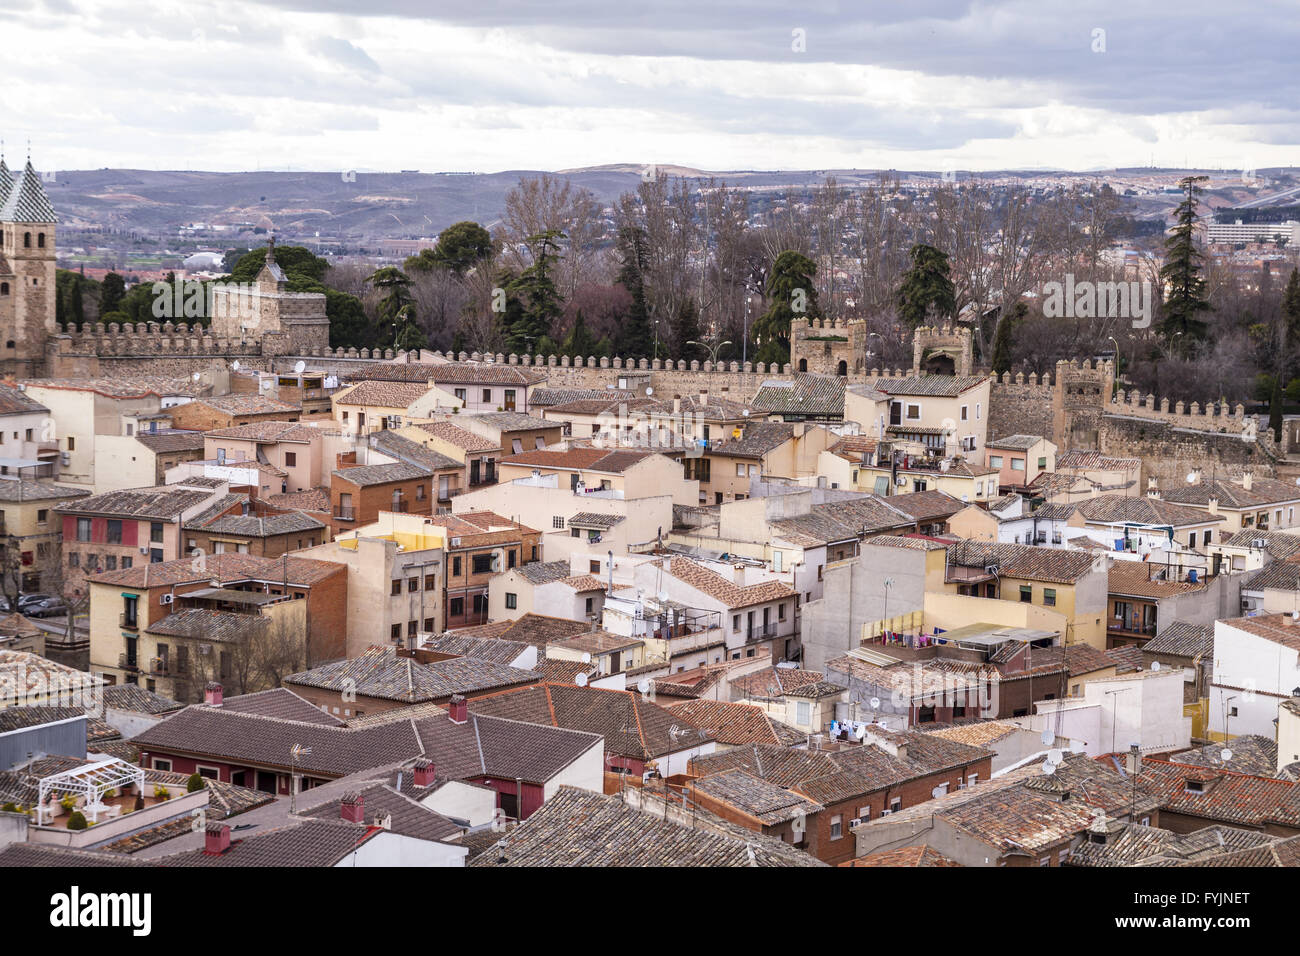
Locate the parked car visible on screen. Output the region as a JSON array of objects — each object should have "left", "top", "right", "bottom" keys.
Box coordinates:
[
  {"left": 21, "top": 597, "right": 67, "bottom": 618},
  {"left": 17, "top": 593, "right": 54, "bottom": 610},
  {"left": 0, "top": 597, "right": 10, "bottom": 613}
]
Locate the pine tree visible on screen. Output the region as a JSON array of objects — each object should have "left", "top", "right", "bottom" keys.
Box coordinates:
[
  {"left": 671, "top": 298, "right": 703, "bottom": 360},
  {"left": 990, "top": 302, "right": 1025, "bottom": 375},
  {"left": 1270, "top": 373, "right": 1284, "bottom": 442},
  {"left": 896, "top": 244, "right": 956, "bottom": 327},
  {"left": 1159, "top": 175, "right": 1212, "bottom": 341},
  {"left": 69, "top": 277, "right": 85, "bottom": 326},
  {"left": 614, "top": 226, "right": 653, "bottom": 357},
  {"left": 503, "top": 231, "right": 564, "bottom": 353},
  {"left": 561, "top": 310, "right": 598, "bottom": 358},
  {"left": 754, "top": 250, "right": 819, "bottom": 365},
  {"left": 100, "top": 272, "right": 126, "bottom": 314}
]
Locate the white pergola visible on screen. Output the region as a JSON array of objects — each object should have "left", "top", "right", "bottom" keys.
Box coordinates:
[{"left": 37, "top": 756, "right": 145, "bottom": 825}]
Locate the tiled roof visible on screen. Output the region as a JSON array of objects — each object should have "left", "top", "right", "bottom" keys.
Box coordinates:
[
  {"left": 1219, "top": 613, "right": 1300, "bottom": 652},
  {"left": 1241, "top": 560, "right": 1300, "bottom": 592},
  {"left": 711, "top": 422, "right": 796, "bottom": 458},
  {"left": 0, "top": 160, "right": 58, "bottom": 222},
  {"left": 667, "top": 557, "right": 795, "bottom": 609},
  {"left": 750, "top": 376, "right": 845, "bottom": 417},
  {"left": 560, "top": 574, "right": 605, "bottom": 592},
  {"left": 925, "top": 721, "right": 1023, "bottom": 749},
  {"left": 470, "top": 411, "right": 556, "bottom": 432},
  {"left": 300, "top": 781, "right": 463, "bottom": 843},
  {"left": 451, "top": 613, "right": 590, "bottom": 648},
  {"left": 134, "top": 431, "right": 207, "bottom": 453},
  {"left": 22, "top": 377, "right": 209, "bottom": 399},
  {"left": 204, "top": 421, "right": 320, "bottom": 443},
  {"left": 91, "top": 551, "right": 345, "bottom": 589},
  {"left": 219, "top": 687, "right": 345, "bottom": 725},
  {"left": 1170, "top": 736, "right": 1280, "bottom": 778},
  {"left": 945, "top": 539, "right": 1099, "bottom": 584},
  {"left": 1056, "top": 451, "right": 1141, "bottom": 471},
  {"left": 0, "top": 381, "right": 49, "bottom": 415},
  {"left": 409, "top": 420, "right": 499, "bottom": 452},
  {"left": 0, "top": 480, "right": 90, "bottom": 503},
  {"left": 57, "top": 485, "right": 218, "bottom": 519},
  {"left": 0, "top": 705, "right": 87, "bottom": 735},
  {"left": 1075, "top": 495, "right": 1225, "bottom": 528},
  {"left": 1068, "top": 819, "right": 1277, "bottom": 867},
  {"left": 548, "top": 630, "right": 642, "bottom": 656},
  {"left": 1123, "top": 756, "right": 1300, "bottom": 829},
  {"left": 469, "top": 786, "right": 823, "bottom": 867},
  {"left": 470, "top": 682, "right": 713, "bottom": 760},
  {"left": 1063, "top": 642, "right": 1115, "bottom": 676},
  {"left": 844, "top": 845, "right": 962, "bottom": 867},
  {"left": 101, "top": 683, "right": 183, "bottom": 715},
  {"left": 193, "top": 510, "right": 326, "bottom": 537},
  {"left": 421, "top": 633, "right": 530, "bottom": 665},
  {"left": 985, "top": 434, "right": 1045, "bottom": 450},
  {"left": 144, "top": 608, "right": 270, "bottom": 644},
  {"left": 667, "top": 699, "right": 806, "bottom": 746},
  {"left": 874, "top": 375, "right": 987, "bottom": 397},
  {"left": 1141, "top": 621, "right": 1214, "bottom": 659},
  {"left": 883, "top": 489, "right": 965, "bottom": 522},
  {"left": 266, "top": 487, "right": 331, "bottom": 513},
  {"left": 731, "top": 667, "right": 827, "bottom": 701},
  {"left": 1161, "top": 476, "right": 1300, "bottom": 509},
  {"left": 341, "top": 362, "right": 546, "bottom": 387},
  {"left": 1108, "top": 561, "right": 1207, "bottom": 598},
  {"left": 367, "top": 430, "right": 461, "bottom": 472},
  {"left": 566, "top": 511, "right": 624, "bottom": 530},
  {"left": 335, "top": 380, "right": 431, "bottom": 407},
  {"left": 528, "top": 387, "right": 634, "bottom": 407},
  {"left": 333, "top": 461, "right": 431, "bottom": 486},
  {"left": 692, "top": 769, "right": 824, "bottom": 825},
  {"left": 1105, "top": 644, "right": 1145, "bottom": 672},
  {"left": 284, "top": 646, "right": 538, "bottom": 703},
  {"left": 197, "top": 394, "right": 300, "bottom": 416},
  {"left": 513, "top": 560, "right": 571, "bottom": 585}
]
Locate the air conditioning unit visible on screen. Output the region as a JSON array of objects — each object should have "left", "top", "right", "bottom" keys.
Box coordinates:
[
  {"left": 60, "top": 452, "right": 71, "bottom": 466},
  {"left": 160, "top": 593, "right": 174, "bottom": 605},
  {"left": 849, "top": 818, "right": 862, "bottom": 827},
  {"left": 879, "top": 808, "right": 892, "bottom": 816}
]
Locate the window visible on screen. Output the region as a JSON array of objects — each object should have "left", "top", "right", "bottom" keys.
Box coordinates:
[
  {"left": 122, "top": 595, "right": 138, "bottom": 627},
  {"left": 407, "top": 577, "right": 418, "bottom": 592},
  {"left": 391, "top": 579, "right": 402, "bottom": 596},
  {"left": 553, "top": 516, "right": 565, "bottom": 529},
  {"left": 424, "top": 618, "right": 435, "bottom": 632},
  {"left": 1038, "top": 456, "right": 1047, "bottom": 470},
  {"left": 732, "top": 614, "right": 740, "bottom": 631},
  {"left": 197, "top": 766, "right": 219, "bottom": 780},
  {"left": 425, "top": 574, "right": 437, "bottom": 591},
  {"left": 571, "top": 528, "right": 580, "bottom": 538},
  {"left": 505, "top": 592, "right": 517, "bottom": 609},
  {"left": 778, "top": 603, "right": 786, "bottom": 621},
  {"left": 960, "top": 405, "right": 968, "bottom": 421},
  {"left": 829, "top": 815, "right": 843, "bottom": 839},
  {"left": 482, "top": 389, "right": 492, "bottom": 403},
  {"left": 107, "top": 519, "right": 122, "bottom": 544},
  {"left": 285, "top": 452, "right": 297, "bottom": 467},
  {"left": 736, "top": 463, "right": 746, "bottom": 477},
  {"left": 472, "top": 554, "right": 493, "bottom": 574},
  {"left": 150, "top": 522, "right": 164, "bottom": 543},
  {"left": 989, "top": 455, "right": 1003, "bottom": 467},
  {"left": 152, "top": 758, "right": 172, "bottom": 772},
  {"left": 391, "top": 624, "right": 402, "bottom": 640},
  {"left": 415, "top": 484, "right": 425, "bottom": 501},
  {"left": 967, "top": 773, "right": 977, "bottom": 786},
  {"left": 512, "top": 439, "right": 523, "bottom": 454},
  {"left": 454, "top": 388, "right": 466, "bottom": 401},
  {"left": 453, "top": 556, "right": 462, "bottom": 577},
  {"left": 590, "top": 560, "right": 600, "bottom": 573},
  {"left": 67, "top": 436, "right": 75, "bottom": 451},
  {"left": 449, "top": 597, "right": 464, "bottom": 617},
  {"left": 905, "top": 403, "right": 921, "bottom": 420},
  {"left": 890, "top": 798, "right": 901, "bottom": 813},
  {"left": 1204, "top": 530, "right": 1211, "bottom": 544},
  {"left": 1043, "top": 588, "right": 1056, "bottom": 607},
  {"left": 76, "top": 517, "right": 92, "bottom": 541},
  {"left": 796, "top": 700, "right": 811, "bottom": 725},
  {"left": 1019, "top": 585, "right": 1032, "bottom": 603},
  {"left": 508, "top": 549, "right": 517, "bottom": 568},
  {"left": 1011, "top": 458, "right": 1025, "bottom": 472}
]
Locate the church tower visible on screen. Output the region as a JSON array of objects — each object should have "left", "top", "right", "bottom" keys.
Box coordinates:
[{"left": 0, "top": 154, "right": 58, "bottom": 377}]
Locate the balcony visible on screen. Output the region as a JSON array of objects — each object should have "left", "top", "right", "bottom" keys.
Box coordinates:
[
  {"left": 1109, "top": 620, "right": 1156, "bottom": 638},
  {"left": 334, "top": 507, "right": 356, "bottom": 522},
  {"left": 119, "top": 613, "right": 138, "bottom": 630},
  {"left": 746, "top": 622, "right": 779, "bottom": 643},
  {"left": 117, "top": 653, "right": 138, "bottom": 670}
]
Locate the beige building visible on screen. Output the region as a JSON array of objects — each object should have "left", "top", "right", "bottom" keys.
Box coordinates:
[
  {"left": 845, "top": 376, "right": 992, "bottom": 457},
  {"left": 686, "top": 422, "right": 834, "bottom": 505},
  {"left": 497, "top": 447, "right": 699, "bottom": 508},
  {"left": 92, "top": 431, "right": 207, "bottom": 493},
  {"left": 1159, "top": 473, "right": 1300, "bottom": 536},
  {"left": 332, "top": 380, "right": 432, "bottom": 436},
  {"left": 203, "top": 421, "right": 330, "bottom": 494},
  {"left": 0, "top": 478, "right": 90, "bottom": 593},
  {"left": 489, "top": 560, "right": 606, "bottom": 624},
  {"left": 399, "top": 420, "right": 501, "bottom": 492},
  {"left": 984, "top": 434, "right": 1057, "bottom": 492}
]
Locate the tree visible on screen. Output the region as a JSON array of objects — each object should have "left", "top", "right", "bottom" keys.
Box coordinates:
[
  {"left": 614, "top": 225, "right": 653, "bottom": 357},
  {"left": 990, "top": 301, "right": 1026, "bottom": 375},
  {"left": 1159, "top": 175, "right": 1212, "bottom": 342},
  {"left": 1284, "top": 268, "right": 1300, "bottom": 382},
  {"left": 393, "top": 304, "right": 429, "bottom": 352},
  {"left": 1270, "top": 373, "right": 1284, "bottom": 442},
  {"left": 754, "top": 250, "right": 819, "bottom": 365},
  {"left": 407, "top": 221, "right": 493, "bottom": 275},
  {"left": 896, "top": 243, "right": 956, "bottom": 327},
  {"left": 560, "top": 310, "right": 598, "bottom": 358},
  {"left": 100, "top": 272, "right": 126, "bottom": 314},
  {"left": 229, "top": 245, "right": 369, "bottom": 346},
  {"left": 671, "top": 297, "right": 703, "bottom": 360},
  {"left": 502, "top": 230, "right": 565, "bottom": 353},
  {"left": 186, "top": 773, "right": 206, "bottom": 793},
  {"left": 366, "top": 266, "right": 415, "bottom": 346}
]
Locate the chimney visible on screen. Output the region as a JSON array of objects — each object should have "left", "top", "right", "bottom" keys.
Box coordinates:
[
  {"left": 340, "top": 792, "right": 365, "bottom": 823},
  {"left": 203, "top": 822, "right": 231, "bottom": 855},
  {"left": 673, "top": 397, "right": 681, "bottom": 415},
  {"left": 1146, "top": 477, "right": 1160, "bottom": 498},
  {"left": 448, "top": 694, "right": 468, "bottom": 724},
  {"left": 204, "top": 682, "right": 223, "bottom": 707},
  {"left": 1243, "top": 472, "right": 1254, "bottom": 491},
  {"left": 413, "top": 760, "right": 436, "bottom": 788},
  {"left": 1207, "top": 497, "right": 1219, "bottom": 515},
  {"left": 1283, "top": 611, "right": 1299, "bottom": 627},
  {"left": 699, "top": 390, "right": 708, "bottom": 405}
]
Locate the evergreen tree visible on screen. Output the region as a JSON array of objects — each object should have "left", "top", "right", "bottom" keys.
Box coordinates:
[
  {"left": 55, "top": 284, "right": 66, "bottom": 326},
  {"left": 100, "top": 272, "right": 126, "bottom": 314},
  {"left": 406, "top": 221, "right": 494, "bottom": 275},
  {"left": 393, "top": 304, "right": 428, "bottom": 352},
  {"left": 671, "top": 298, "right": 703, "bottom": 360},
  {"left": 614, "top": 226, "right": 653, "bottom": 357},
  {"left": 1159, "top": 175, "right": 1211, "bottom": 341},
  {"left": 367, "top": 266, "right": 415, "bottom": 344},
  {"left": 560, "top": 310, "right": 598, "bottom": 358},
  {"left": 896, "top": 243, "right": 956, "bottom": 327},
  {"left": 1270, "top": 372, "right": 1284, "bottom": 442},
  {"left": 502, "top": 231, "right": 564, "bottom": 353},
  {"left": 990, "top": 302, "right": 1025, "bottom": 375},
  {"left": 69, "top": 277, "right": 85, "bottom": 326},
  {"left": 1284, "top": 268, "right": 1300, "bottom": 382},
  {"left": 754, "top": 250, "right": 819, "bottom": 366}
]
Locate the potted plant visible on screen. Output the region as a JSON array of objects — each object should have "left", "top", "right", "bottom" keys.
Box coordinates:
[
  {"left": 66, "top": 811, "right": 88, "bottom": 831},
  {"left": 59, "top": 794, "right": 77, "bottom": 814},
  {"left": 153, "top": 785, "right": 171, "bottom": 801}
]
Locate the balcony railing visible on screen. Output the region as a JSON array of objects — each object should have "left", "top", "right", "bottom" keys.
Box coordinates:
[
  {"left": 117, "top": 653, "right": 137, "bottom": 670},
  {"left": 119, "top": 613, "right": 138, "bottom": 630},
  {"left": 747, "top": 622, "right": 778, "bottom": 642},
  {"left": 334, "top": 508, "right": 356, "bottom": 522},
  {"left": 1108, "top": 620, "right": 1156, "bottom": 637}
]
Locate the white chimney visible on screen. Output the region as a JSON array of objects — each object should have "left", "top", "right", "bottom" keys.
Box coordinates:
[{"left": 1242, "top": 472, "right": 1254, "bottom": 491}]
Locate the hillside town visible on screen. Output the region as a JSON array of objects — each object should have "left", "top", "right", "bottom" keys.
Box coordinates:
[{"left": 0, "top": 151, "right": 1298, "bottom": 884}]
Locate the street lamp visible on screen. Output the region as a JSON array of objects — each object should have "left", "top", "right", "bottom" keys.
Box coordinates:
[
  {"left": 1223, "top": 694, "right": 1238, "bottom": 743},
  {"left": 687, "top": 339, "right": 732, "bottom": 366}
]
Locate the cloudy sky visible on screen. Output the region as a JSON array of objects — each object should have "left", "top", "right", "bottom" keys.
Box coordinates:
[{"left": 3, "top": 0, "right": 1298, "bottom": 174}]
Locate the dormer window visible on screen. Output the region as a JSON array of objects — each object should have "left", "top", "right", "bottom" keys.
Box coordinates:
[{"left": 1186, "top": 779, "right": 1205, "bottom": 793}]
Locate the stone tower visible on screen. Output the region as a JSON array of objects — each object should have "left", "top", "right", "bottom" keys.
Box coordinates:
[
  {"left": 911, "top": 325, "right": 973, "bottom": 376},
  {"left": 0, "top": 156, "right": 58, "bottom": 377},
  {"left": 1051, "top": 358, "right": 1115, "bottom": 450},
  {"left": 209, "top": 236, "right": 331, "bottom": 356}
]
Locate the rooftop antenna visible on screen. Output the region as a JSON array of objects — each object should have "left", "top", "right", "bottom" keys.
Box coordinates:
[{"left": 289, "top": 744, "right": 312, "bottom": 812}]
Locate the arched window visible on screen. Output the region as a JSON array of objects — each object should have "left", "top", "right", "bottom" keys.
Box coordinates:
[
  {"left": 23, "top": 232, "right": 31, "bottom": 248},
  {"left": 37, "top": 233, "right": 45, "bottom": 248},
  {"left": 837, "top": 360, "right": 848, "bottom": 376},
  {"left": 0, "top": 283, "right": 8, "bottom": 295},
  {"left": 4, "top": 341, "right": 14, "bottom": 349},
  {"left": 798, "top": 358, "right": 807, "bottom": 373}
]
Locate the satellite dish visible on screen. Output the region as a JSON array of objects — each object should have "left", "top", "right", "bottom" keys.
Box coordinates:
[
  {"left": 1221, "top": 748, "right": 1233, "bottom": 762},
  {"left": 931, "top": 786, "right": 946, "bottom": 799},
  {"left": 854, "top": 724, "right": 867, "bottom": 740},
  {"left": 1048, "top": 749, "right": 1064, "bottom": 764},
  {"left": 1040, "top": 729, "right": 1053, "bottom": 746},
  {"left": 294, "top": 360, "right": 306, "bottom": 374},
  {"left": 232, "top": 360, "right": 241, "bottom": 371},
  {"left": 192, "top": 371, "right": 201, "bottom": 381},
  {"left": 1185, "top": 471, "right": 1196, "bottom": 484},
  {"left": 1042, "top": 761, "right": 1057, "bottom": 775},
  {"left": 581, "top": 652, "right": 591, "bottom": 664},
  {"left": 574, "top": 672, "right": 588, "bottom": 687},
  {"left": 869, "top": 697, "right": 881, "bottom": 710},
  {"left": 261, "top": 380, "right": 273, "bottom": 390},
  {"left": 637, "top": 678, "right": 651, "bottom": 695},
  {"left": 645, "top": 386, "right": 654, "bottom": 396},
  {"left": 742, "top": 409, "right": 750, "bottom": 417},
  {"left": 656, "top": 590, "right": 668, "bottom": 603},
  {"left": 1150, "top": 661, "right": 1160, "bottom": 672}
]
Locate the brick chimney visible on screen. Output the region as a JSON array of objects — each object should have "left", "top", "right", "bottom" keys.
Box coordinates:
[
  {"left": 203, "top": 822, "right": 231, "bottom": 855},
  {"left": 413, "top": 760, "right": 436, "bottom": 787},
  {"left": 340, "top": 792, "right": 365, "bottom": 823},
  {"left": 204, "top": 682, "right": 223, "bottom": 707},
  {"left": 448, "top": 695, "right": 468, "bottom": 724}
]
